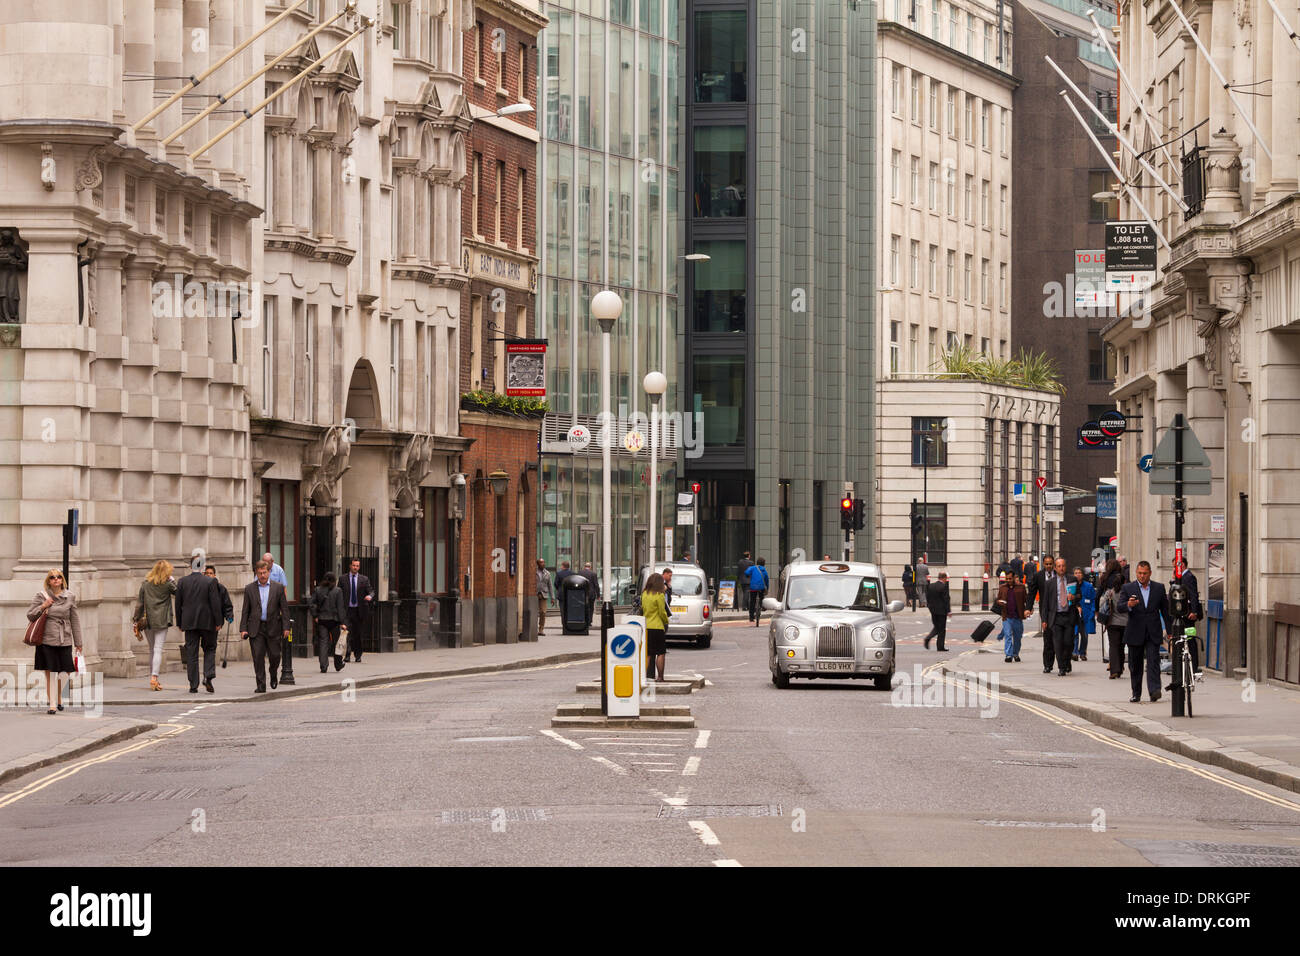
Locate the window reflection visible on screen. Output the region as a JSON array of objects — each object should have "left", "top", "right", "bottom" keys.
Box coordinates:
[
  {"left": 693, "top": 126, "right": 745, "bottom": 217},
  {"left": 692, "top": 240, "right": 745, "bottom": 332},
  {"left": 694, "top": 11, "right": 746, "bottom": 102},
  {"left": 692, "top": 355, "right": 745, "bottom": 447}
]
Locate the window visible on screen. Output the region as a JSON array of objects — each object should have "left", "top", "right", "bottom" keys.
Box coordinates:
[
  {"left": 472, "top": 152, "right": 482, "bottom": 236},
  {"left": 980, "top": 337, "right": 990, "bottom": 354},
  {"left": 966, "top": 13, "right": 975, "bottom": 54},
  {"left": 1001, "top": 109, "right": 1009, "bottom": 155},
  {"left": 1000, "top": 184, "right": 1008, "bottom": 232},
  {"left": 262, "top": 481, "right": 298, "bottom": 602},
  {"left": 519, "top": 41, "right": 528, "bottom": 99},
  {"left": 946, "top": 170, "right": 955, "bottom": 216},
  {"left": 1088, "top": 331, "right": 1117, "bottom": 380},
  {"left": 912, "top": 416, "right": 948, "bottom": 466},
  {"left": 1089, "top": 170, "right": 1118, "bottom": 221},
  {"left": 890, "top": 150, "right": 901, "bottom": 200},
  {"left": 694, "top": 10, "right": 746, "bottom": 102},
  {"left": 945, "top": 249, "right": 955, "bottom": 296},
  {"left": 261, "top": 297, "right": 275, "bottom": 415},
  {"left": 497, "top": 28, "right": 507, "bottom": 91},
  {"left": 693, "top": 239, "right": 746, "bottom": 332},
  {"left": 999, "top": 338, "right": 1007, "bottom": 358},
  {"left": 910, "top": 73, "right": 920, "bottom": 122},
  {"left": 692, "top": 355, "right": 745, "bottom": 447},
  {"left": 495, "top": 160, "right": 505, "bottom": 241},
  {"left": 910, "top": 155, "right": 920, "bottom": 204},
  {"left": 984, "top": 23, "right": 993, "bottom": 61},
  {"left": 946, "top": 330, "right": 958, "bottom": 350},
  {"left": 471, "top": 295, "right": 483, "bottom": 390},
  {"left": 890, "top": 235, "right": 901, "bottom": 285},
  {"left": 964, "top": 95, "right": 974, "bottom": 143},
  {"left": 928, "top": 327, "right": 937, "bottom": 366},
  {"left": 946, "top": 89, "right": 956, "bottom": 137},
  {"left": 304, "top": 305, "right": 315, "bottom": 422},
  {"left": 928, "top": 244, "right": 938, "bottom": 292},
  {"left": 964, "top": 175, "right": 973, "bottom": 222},
  {"left": 891, "top": 66, "right": 902, "bottom": 114},
  {"left": 890, "top": 321, "right": 901, "bottom": 375},
  {"left": 928, "top": 162, "right": 939, "bottom": 209},
  {"left": 929, "top": 79, "right": 938, "bottom": 128},
  {"left": 981, "top": 258, "right": 990, "bottom": 305},
  {"left": 910, "top": 240, "right": 920, "bottom": 288},
  {"left": 475, "top": 20, "right": 485, "bottom": 78},
  {"left": 694, "top": 125, "right": 746, "bottom": 217},
  {"left": 932, "top": 0, "right": 941, "bottom": 38},
  {"left": 949, "top": 4, "right": 958, "bottom": 45},
  {"left": 393, "top": 2, "right": 410, "bottom": 55},
  {"left": 263, "top": 134, "right": 274, "bottom": 225},
  {"left": 964, "top": 254, "right": 973, "bottom": 301},
  {"left": 909, "top": 324, "right": 919, "bottom": 370},
  {"left": 912, "top": 503, "right": 948, "bottom": 564},
  {"left": 981, "top": 179, "right": 990, "bottom": 227},
  {"left": 981, "top": 103, "right": 991, "bottom": 148},
  {"left": 999, "top": 263, "right": 1008, "bottom": 310},
  {"left": 390, "top": 319, "right": 401, "bottom": 424},
  {"left": 517, "top": 169, "right": 526, "bottom": 248}
]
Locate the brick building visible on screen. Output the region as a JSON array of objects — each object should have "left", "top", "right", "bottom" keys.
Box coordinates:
[{"left": 456, "top": 0, "right": 547, "bottom": 644}]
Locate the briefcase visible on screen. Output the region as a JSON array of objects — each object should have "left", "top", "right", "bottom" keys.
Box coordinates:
[{"left": 970, "top": 619, "right": 997, "bottom": 643}]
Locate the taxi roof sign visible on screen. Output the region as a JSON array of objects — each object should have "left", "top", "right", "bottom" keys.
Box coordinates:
[{"left": 818, "top": 563, "right": 851, "bottom": 573}]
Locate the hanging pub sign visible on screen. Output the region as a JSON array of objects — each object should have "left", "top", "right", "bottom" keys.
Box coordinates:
[{"left": 506, "top": 340, "right": 547, "bottom": 397}]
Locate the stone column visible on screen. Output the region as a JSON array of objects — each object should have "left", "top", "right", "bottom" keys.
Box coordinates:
[
  {"left": 121, "top": 257, "right": 162, "bottom": 561},
  {"left": 1256, "top": 329, "right": 1300, "bottom": 677},
  {"left": 274, "top": 128, "right": 294, "bottom": 230},
  {"left": 153, "top": 0, "right": 185, "bottom": 152},
  {"left": 122, "top": 0, "right": 156, "bottom": 130},
  {"left": 1269, "top": 0, "right": 1300, "bottom": 199},
  {"left": 312, "top": 139, "right": 333, "bottom": 240}
]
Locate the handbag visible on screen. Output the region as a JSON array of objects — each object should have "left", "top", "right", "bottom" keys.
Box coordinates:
[
  {"left": 24, "top": 590, "right": 49, "bottom": 646},
  {"left": 334, "top": 627, "right": 349, "bottom": 657},
  {"left": 1096, "top": 589, "right": 1112, "bottom": 625}
]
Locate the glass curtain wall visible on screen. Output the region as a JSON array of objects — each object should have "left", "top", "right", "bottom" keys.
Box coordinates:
[{"left": 539, "top": 0, "right": 680, "bottom": 584}]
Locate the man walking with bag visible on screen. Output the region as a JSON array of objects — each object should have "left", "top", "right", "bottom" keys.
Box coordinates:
[
  {"left": 342, "top": 558, "right": 373, "bottom": 663},
  {"left": 745, "top": 558, "right": 770, "bottom": 626},
  {"left": 923, "top": 572, "right": 951, "bottom": 651}
]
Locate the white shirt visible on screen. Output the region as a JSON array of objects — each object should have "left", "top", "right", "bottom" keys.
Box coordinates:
[{"left": 258, "top": 582, "right": 270, "bottom": 621}]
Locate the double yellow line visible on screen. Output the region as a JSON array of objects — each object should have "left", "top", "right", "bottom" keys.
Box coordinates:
[
  {"left": 925, "top": 654, "right": 1300, "bottom": 813},
  {"left": 0, "top": 723, "right": 192, "bottom": 811}
]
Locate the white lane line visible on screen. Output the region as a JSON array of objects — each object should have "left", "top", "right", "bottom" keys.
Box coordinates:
[
  {"left": 651, "top": 786, "right": 689, "bottom": 806},
  {"left": 612, "top": 752, "right": 677, "bottom": 757},
  {"left": 683, "top": 756, "right": 701, "bottom": 776},
  {"left": 646, "top": 768, "right": 675, "bottom": 773},
  {"left": 540, "top": 729, "right": 584, "bottom": 751},
  {"left": 631, "top": 761, "right": 675, "bottom": 766},
  {"left": 689, "top": 820, "right": 720, "bottom": 846},
  {"left": 595, "top": 741, "right": 683, "bottom": 747},
  {"left": 713, "top": 859, "right": 742, "bottom": 867},
  {"left": 588, "top": 755, "right": 628, "bottom": 775},
  {"left": 694, "top": 730, "right": 711, "bottom": 749}
]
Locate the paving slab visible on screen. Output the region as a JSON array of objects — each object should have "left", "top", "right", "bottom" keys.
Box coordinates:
[{"left": 0, "top": 711, "right": 156, "bottom": 785}]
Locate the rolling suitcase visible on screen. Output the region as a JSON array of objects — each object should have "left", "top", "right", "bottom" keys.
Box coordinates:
[{"left": 970, "top": 619, "right": 997, "bottom": 643}]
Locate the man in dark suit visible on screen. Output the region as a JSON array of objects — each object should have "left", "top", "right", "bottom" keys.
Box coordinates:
[
  {"left": 1173, "top": 558, "right": 1202, "bottom": 673},
  {"left": 1042, "top": 557, "right": 1081, "bottom": 676},
  {"left": 580, "top": 561, "right": 600, "bottom": 625},
  {"left": 175, "top": 568, "right": 224, "bottom": 694},
  {"left": 1010, "top": 554, "right": 1024, "bottom": 579},
  {"left": 923, "top": 572, "right": 951, "bottom": 651},
  {"left": 1027, "top": 555, "right": 1055, "bottom": 670},
  {"left": 240, "top": 560, "right": 292, "bottom": 693},
  {"left": 1122, "top": 560, "right": 1171, "bottom": 703},
  {"left": 341, "top": 558, "right": 374, "bottom": 663}
]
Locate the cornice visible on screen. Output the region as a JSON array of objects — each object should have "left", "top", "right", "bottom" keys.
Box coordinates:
[{"left": 877, "top": 21, "right": 1021, "bottom": 90}]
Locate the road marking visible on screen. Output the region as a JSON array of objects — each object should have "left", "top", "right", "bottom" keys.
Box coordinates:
[
  {"left": 683, "top": 756, "right": 701, "bottom": 776},
  {"left": 286, "top": 657, "right": 600, "bottom": 703},
  {"left": 455, "top": 736, "right": 531, "bottom": 743},
  {"left": 694, "top": 730, "right": 711, "bottom": 749},
  {"left": 689, "top": 820, "right": 720, "bottom": 845},
  {"left": 594, "top": 741, "right": 683, "bottom": 747},
  {"left": 632, "top": 761, "right": 675, "bottom": 766},
  {"left": 588, "top": 756, "right": 628, "bottom": 775},
  {"left": 167, "top": 701, "right": 230, "bottom": 722},
  {"left": 652, "top": 786, "right": 689, "bottom": 806},
  {"left": 933, "top": 652, "right": 1300, "bottom": 814},
  {"left": 540, "top": 729, "right": 584, "bottom": 751},
  {"left": 611, "top": 752, "right": 676, "bottom": 757},
  {"left": 713, "top": 859, "right": 742, "bottom": 867},
  {"left": 0, "top": 724, "right": 192, "bottom": 811}
]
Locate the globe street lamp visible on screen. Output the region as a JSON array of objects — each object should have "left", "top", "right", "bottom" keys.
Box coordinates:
[
  {"left": 590, "top": 291, "right": 622, "bottom": 707},
  {"left": 643, "top": 370, "right": 667, "bottom": 569}
]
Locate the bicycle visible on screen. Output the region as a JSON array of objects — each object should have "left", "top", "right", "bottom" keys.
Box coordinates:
[{"left": 1171, "top": 626, "right": 1202, "bottom": 717}]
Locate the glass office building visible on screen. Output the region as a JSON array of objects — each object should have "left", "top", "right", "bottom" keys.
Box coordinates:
[{"left": 538, "top": 0, "right": 681, "bottom": 597}]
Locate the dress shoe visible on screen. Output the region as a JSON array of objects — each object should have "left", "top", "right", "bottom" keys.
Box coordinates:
[
  {"left": 254, "top": 686, "right": 266, "bottom": 694},
  {"left": 1130, "top": 695, "right": 1140, "bottom": 703},
  {"left": 1150, "top": 693, "right": 1161, "bottom": 702},
  {"left": 936, "top": 645, "right": 946, "bottom": 652},
  {"left": 1043, "top": 667, "right": 1052, "bottom": 674},
  {"left": 189, "top": 687, "right": 198, "bottom": 694},
  {"left": 320, "top": 667, "right": 328, "bottom": 674},
  {"left": 1080, "top": 654, "right": 1088, "bottom": 662},
  {"left": 204, "top": 678, "right": 214, "bottom": 694},
  {"left": 1004, "top": 656, "right": 1013, "bottom": 663},
  {"left": 1072, "top": 654, "right": 1080, "bottom": 661},
  {"left": 924, "top": 637, "right": 932, "bottom": 649},
  {"left": 270, "top": 677, "right": 278, "bottom": 690},
  {"left": 1013, "top": 656, "right": 1021, "bottom": 662},
  {"left": 1058, "top": 670, "right": 1067, "bottom": 676}
]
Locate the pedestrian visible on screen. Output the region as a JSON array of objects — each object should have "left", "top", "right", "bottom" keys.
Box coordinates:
[
  {"left": 262, "top": 551, "right": 288, "bottom": 588},
  {"left": 744, "top": 557, "right": 770, "bottom": 626},
  {"left": 535, "top": 559, "right": 553, "bottom": 637},
  {"left": 555, "top": 560, "right": 573, "bottom": 590},
  {"left": 341, "top": 558, "right": 373, "bottom": 663},
  {"left": 923, "top": 571, "right": 951, "bottom": 651},
  {"left": 27, "top": 569, "right": 82, "bottom": 715},
  {"left": 661, "top": 567, "right": 676, "bottom": 623},
  {"left": 1043, "top": 557, "right": 1080, "bottom": 676},
  {"left": 1117, "top": 554, "right": 1130, "bottom": 582},
  {"left": 1010, "top": 554, "right": 1024, "bottom": 578},
  {"left": 239, "top": 560, "right": 292, "bottom": 693},
  {"left": 641, "top": 572, "right": 670, "bottom": 682},
  {"left": 308, "top": 572, "right": 346, "bottom": 673},
  {"left": 1098, "top": 558, "right": 1128, "bottom": 678},
  {"left": 1121, "top": 560, "right": 1170, "bottom": 703},
  {"left": 1072, "top": 566, "right": 1096, "bottom": 662},
  {"left": 1029, "top": 554, "right": 1054, "bottom": 667},
  {"left": 997, "top": 571, "right": 1030, "bottom": 662},
  {"left": 580, "top": 561, "right": 600, "bottom": 626},
  {"left": 737, "top": 551, "right": 753, "bottom": 611},
  {"left": 1172, "top": 557, "right": 1203, "bottom": 674},
  {"left": 203, "top": 565, "right": 235, "bottom": 627},
  {"left": 901, "top": 564, "right": 916, "bottom": 609},
  {"left": 133, "top": 560, "right": 177, "bottom": 692},
  {"left": 915, "top": 556, "right": 930, "bottom": 608},
  {"left": 175, "top": 564, "right": 224, "bottom": 694}
]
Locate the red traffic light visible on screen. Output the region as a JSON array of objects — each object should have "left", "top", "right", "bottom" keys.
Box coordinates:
[
  {"left": 840, "top": 496, "right": 853, "bottom": 512},
  {"left": 691, "top": 481, "right": 701, "bottom": 494}
]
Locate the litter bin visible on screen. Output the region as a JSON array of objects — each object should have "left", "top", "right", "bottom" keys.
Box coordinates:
[{"left": 560, "top": 574, "right": 591, "bottom": 634}]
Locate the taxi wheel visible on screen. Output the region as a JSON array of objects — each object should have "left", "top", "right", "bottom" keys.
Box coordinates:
[
  {"left": 772, "top": 669, "right": 790, "bottom": 689},
  {"left": 873, "top": 672, "right": 893, "bottom": 691},
  {"left": 696, "top": 635, "right": 712, "bottom": 649}
]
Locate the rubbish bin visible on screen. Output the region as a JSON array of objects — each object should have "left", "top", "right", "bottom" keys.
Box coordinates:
[{"left": 560, "top": 575, "right": 591, "bottom": 634}]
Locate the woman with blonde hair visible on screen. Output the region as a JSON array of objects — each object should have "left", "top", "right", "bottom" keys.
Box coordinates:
[
  {"left": 133, "top": 559, "right": 177, "bottom": 691},
  {"left": 641, "top": 572, "right": 670, "bottom": 683},
  {"left": 27, "top": 569, "right": 82, "bottom": 714}
]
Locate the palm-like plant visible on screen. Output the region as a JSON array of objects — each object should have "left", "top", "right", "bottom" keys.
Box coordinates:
[{"left": 930, "top": 345, "right": 1065, "bottom": 394}]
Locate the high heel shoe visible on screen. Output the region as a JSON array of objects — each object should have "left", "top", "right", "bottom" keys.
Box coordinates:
[{"left": 150, "top": 675, "right": 161, "bottom": 691}]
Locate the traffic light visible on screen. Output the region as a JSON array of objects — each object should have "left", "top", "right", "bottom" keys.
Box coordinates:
[
  {"left": 911, "top": 506, "right": 925, "bottom": 539},
  {"left": 840, "top": 495, "right": 854, "bottom": 530},
  {"left": 852, "top": 498, "right": 866, "bottom": 531}
]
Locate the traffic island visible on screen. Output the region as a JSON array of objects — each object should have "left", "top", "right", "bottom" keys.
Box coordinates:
[
  {"left": 551, "top": 702, "right": 696, "bottom": 729},
  {"left": 574, "top": 673, "right": 705, "bottom": 695}
]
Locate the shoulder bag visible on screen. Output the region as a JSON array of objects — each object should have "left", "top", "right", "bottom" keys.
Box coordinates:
[{"left": 24, "top": 591, "right": 49, "bottom": 646}]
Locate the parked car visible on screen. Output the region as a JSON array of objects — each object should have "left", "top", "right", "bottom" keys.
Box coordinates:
[
  {"left": 632, "top": 562, "right": 714, "bottom": 647},
  {"left": 765, "top": 561, "right": 904, "bottom": 690}
]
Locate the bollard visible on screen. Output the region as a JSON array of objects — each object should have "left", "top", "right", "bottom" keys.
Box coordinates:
[
  {"left": 961, "top": 573, "right": 971, "bottom": 611},
  {"left": 981, "top": 573, "right": 989, "bottom": 610}
]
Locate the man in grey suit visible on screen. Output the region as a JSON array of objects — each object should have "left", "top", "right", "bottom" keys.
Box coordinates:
[
  {"left": 175, "top": 568, "right": 224, "bottom": 694},
  {"left": 1042, "top": 556, "right": 1080, "bottom": 677},
  {"left": 239, "top": 560, "right": 292, "bottom": 693}
]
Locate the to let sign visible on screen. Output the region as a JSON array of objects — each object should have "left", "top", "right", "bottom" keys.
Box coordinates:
[{"left": 1105, "top": 221, "right": 1157, "bottom": 291}]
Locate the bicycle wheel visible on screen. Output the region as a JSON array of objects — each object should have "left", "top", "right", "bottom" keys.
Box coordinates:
[{"left": 1183, "top": 645, "right": 1194, "bottom": 718}]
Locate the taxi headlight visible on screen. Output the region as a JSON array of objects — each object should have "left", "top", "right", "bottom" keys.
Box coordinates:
[
  {"left": 783, "top": 625, "right": 802, "bottom": 642},
  {"left": 869, "top": 626, "right": 888, "bottom": 644}
]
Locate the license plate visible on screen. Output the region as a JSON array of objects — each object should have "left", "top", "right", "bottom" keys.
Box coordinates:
[
  {"left": 671, "top": 606, "right": 688, "bottom": 614},
  {"left": 817, "top": 661, "right": 853, "bottom": 672}
]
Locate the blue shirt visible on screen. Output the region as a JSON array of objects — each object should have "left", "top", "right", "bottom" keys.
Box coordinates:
[
  {"left": 269, "top": 563, "right": 287, "bottom": 587},
  {"left": 258, "top": 582, "right": 270, "bottom": 621},
  {"left": 745, "top": 565, "right": 769, "bottom": 592}
]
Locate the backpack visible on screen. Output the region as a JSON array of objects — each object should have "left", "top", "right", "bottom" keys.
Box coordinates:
[{"left": 1096, "top": 588, "right": 1113, "bottom": 625}]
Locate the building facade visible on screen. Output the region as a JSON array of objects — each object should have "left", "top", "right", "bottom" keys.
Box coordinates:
[
  {"left": 457, "top": 0, "right": 547, "bottom": 644},
  {"left": 1010, "top": 0, "right": 1119, "bottom": 568},
  {"left": 1103, "top": 0, "right": 1300, "bottom": 685},
  {"left": 536, "top": 0, "right": 681, "bottom": 601}
]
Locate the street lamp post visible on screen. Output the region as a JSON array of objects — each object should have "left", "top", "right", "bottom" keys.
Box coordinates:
[
  {"left": 643, "top": 371, "right": 667, "bottom": 569},
  {"left": 922, "top": 432, "right": 933, "bottom": 564},
  {"left": 591, "top": 290, "right": 623, "bottom": 715}
]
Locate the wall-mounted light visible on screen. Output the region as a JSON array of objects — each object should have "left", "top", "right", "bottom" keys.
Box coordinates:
[{"left": 488, "top": 469, "right": 509, "bottom": 496}]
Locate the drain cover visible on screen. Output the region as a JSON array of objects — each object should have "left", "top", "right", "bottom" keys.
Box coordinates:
[
  {"left": 439, "top": 808, "right": 550, "bottom": 824},
  {"left": 658, "top": 805, "right": 783, "bottom": 819},
  {"left": 70, "top": 787, "right": 203, "bottom": 805}
]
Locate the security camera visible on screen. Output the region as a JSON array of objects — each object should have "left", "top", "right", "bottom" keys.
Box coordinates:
[{"left": 452, "top": 473, "right": 466, "bottom": 487}]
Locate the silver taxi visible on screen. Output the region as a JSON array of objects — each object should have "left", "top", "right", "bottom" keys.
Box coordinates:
[
  {"left": 764, "top": 561, "right": 904, "bottom": 689},
  {"left": 634, "top": 562, "right": 714, "bottom": 648}
]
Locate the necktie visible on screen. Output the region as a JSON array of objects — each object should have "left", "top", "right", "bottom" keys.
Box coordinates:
[
  {"left": 351, "top": 575, "right": 357, "bottom": 606},
  {"left": 1057, "top": 574, "right": 1066, "bottom": 609}
]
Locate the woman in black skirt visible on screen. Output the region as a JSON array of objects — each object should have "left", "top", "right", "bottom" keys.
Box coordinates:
[{"left": 27, "top": 569, "right": 83, "bottom": 714}]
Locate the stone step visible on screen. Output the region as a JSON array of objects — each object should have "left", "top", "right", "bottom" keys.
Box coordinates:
[
  {"left": 550, "top": 714, "right": 697, "bottom": 729},
  {"left": 555, "top": 702, "right": 692, "bottom": 718}
]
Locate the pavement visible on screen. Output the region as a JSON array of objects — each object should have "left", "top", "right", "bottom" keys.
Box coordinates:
[{"left": 942, "top": 638, "right": 1300, "bottom": 795}]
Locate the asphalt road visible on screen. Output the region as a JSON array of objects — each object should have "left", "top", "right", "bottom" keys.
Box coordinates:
[{"left": 3, "top": 616, "right": 1299, "bottom": 867}]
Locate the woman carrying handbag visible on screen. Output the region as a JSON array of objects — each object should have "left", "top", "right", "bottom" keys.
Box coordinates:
[
  {"left": 309, "top": 572, "right": 347, "bottom": 673},
  {"left": 134, "top": 560, "right": 177, "bottom": 691},
  {"left": 27, "top": 569, "right": 83, "bottom": 714}
]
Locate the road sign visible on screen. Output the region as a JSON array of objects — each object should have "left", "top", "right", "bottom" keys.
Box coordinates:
[
  {"left": 1035, "top": 476, "right": 1047, "bottom": 490},
  {"left": 1138, "top": 454, "right": 1154, "bottom": 473},
  {"left": 1097, "top": 485, "right": 1117, "bottom": 519},
  {"left": 1013, "top": 482, "right": 1027, "bottom": 502},
  {"left": 1078, "top": 506, "right": 1096, "bottom": 514},
  {"left": 1098, "top": 410, "right": 1127, "bottom": 438},
  {"left": 1105, "top": 221, "right": 1158, "bottom": 291},
  {"left": 676, "top": 508, "right": 694, "bottom": 526},
  {"left": 1149, "top": 415, "right": 1212, "bottom": 496},
  {"left": 677, "top": 492, "right": 694, "bottom": 507}
]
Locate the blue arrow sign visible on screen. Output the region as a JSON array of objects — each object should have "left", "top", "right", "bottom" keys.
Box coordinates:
[
  {"left": 611, "top": 634, "right": 636, "bottom": 659},
  {"left": 1138, "top": 454, "right": 1154, "bottom": 473}
]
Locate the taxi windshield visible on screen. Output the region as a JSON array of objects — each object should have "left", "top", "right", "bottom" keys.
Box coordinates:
[
  {"left": 670, "top": 573, "right": 704, "bottom": 596},
  {"left": 785, "top": 575, "right": 883, "bottom": 611}
]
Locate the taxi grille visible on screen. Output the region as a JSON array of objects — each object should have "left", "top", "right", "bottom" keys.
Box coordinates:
[{"left": 816, "top": 624, "right": 854, "bottom": 658}]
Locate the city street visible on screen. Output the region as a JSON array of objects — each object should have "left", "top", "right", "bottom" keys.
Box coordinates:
[{"left": 4, "top": 617, "right": 1298, "bottom": 867}]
